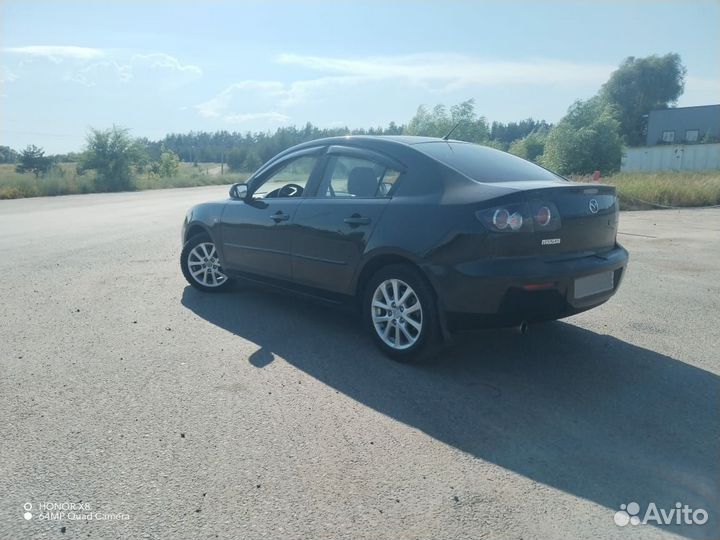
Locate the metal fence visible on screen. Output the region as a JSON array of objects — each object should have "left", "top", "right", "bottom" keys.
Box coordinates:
[{"left": 621, "top": 143, "right": 720, "bottom": 172}]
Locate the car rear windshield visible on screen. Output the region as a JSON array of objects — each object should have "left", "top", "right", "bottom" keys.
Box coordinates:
[{"left": 415, "top": 141, "right": 563, "bottom": 183}]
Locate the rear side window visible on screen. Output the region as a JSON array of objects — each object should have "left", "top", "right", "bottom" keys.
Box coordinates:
[
  {"left": 416, "top": 142, "right": 562, "bottom": 183},
  {"left": 318, "top": 155, "right": 401, "bottom": 198}
]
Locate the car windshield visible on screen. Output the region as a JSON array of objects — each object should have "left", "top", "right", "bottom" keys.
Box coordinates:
[{"left": 415, "top": 141, "right": 563, "bottom": 183}]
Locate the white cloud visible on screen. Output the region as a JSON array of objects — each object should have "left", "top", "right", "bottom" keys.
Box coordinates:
[
  {"left": 225, "top": 112, "right": 291, "bottom": 124},
  {"left": 64, "top": 60, "right": 133, "bottom": 87},
  {"left": 132, "top": 53, "right": 202, "bottom": 76},
  {"left": 197, "top": 53, "right": 616, "bottom": 126},
  {"left": 4, "top": 45, "right": 104, "bottom": 62},
  {"left": 65, "top": 53, "right": 202, "bottom": 87},
  {"left": 279, "top": 76, "right": 365, "bottom": 107},
  {"left": 3, "top": 47, "right": 203, "bottom": 88},
  {"left": 1, "top": 65, "right": 19, "bottom": 83},
  {"left": 276, "top": 53, "right": 615, "bottom": 89},
  {"left": 196, "top": 77, "right": 367, "bottom": 124},
  {"left": 196, "top": 81, "right": 285, "bottom": 119}
]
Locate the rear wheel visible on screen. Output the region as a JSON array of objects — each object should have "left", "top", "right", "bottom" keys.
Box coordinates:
[
  {"left": 364, "top": 264, "right": 440, "bottom": 363},
  {"left": 181, "top": 234, "right": 232, "bottom": 292}
]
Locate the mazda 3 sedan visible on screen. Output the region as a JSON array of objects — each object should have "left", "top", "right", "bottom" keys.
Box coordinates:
[{"left": 181, "top": 136, "right": 628, "bottom": 362}]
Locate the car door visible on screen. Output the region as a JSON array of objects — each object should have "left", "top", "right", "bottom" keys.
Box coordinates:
[
  {"left": 220, "top": 149, "right": 323, "bottom": 280},
  {"left": 291, "top": 146, "right": 405, "bottom": 294}
]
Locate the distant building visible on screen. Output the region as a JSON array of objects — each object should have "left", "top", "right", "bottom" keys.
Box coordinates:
[{"left": 645, "top": 104, "right": 720, "bottom": 146}]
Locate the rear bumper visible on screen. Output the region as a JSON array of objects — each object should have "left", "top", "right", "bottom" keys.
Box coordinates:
[{"left": 425, "top": 244, "right": 629, "bottom": 329}]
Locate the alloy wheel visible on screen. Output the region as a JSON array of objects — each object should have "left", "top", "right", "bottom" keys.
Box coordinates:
[
  {"left": 371, "top": 278, "right": 423, "bottom": 350},
  {"left": 187, "top": 242, "right": 228, "bottom": 288}
]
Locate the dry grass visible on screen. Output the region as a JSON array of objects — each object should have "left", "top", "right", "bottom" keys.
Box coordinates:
[
  {"left": 0, "top": 163, "right": 97, "bottom": 199},
  {"left": 133, "top": 162, "right": 248, "bottom": 191},
  {"left": 571, "top": 171, "right": 720, "bottom": 210},
  {"left": 0, "top": 162, "right": 249, "bottom": 200}
]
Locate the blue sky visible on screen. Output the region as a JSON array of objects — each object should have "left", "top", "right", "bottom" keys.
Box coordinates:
[{"left": 1, "top": 1, "right": 719, "bottom": 153}]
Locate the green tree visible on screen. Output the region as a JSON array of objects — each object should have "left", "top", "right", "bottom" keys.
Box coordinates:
[
  {"left": 405, "top": 99, "right": 489, "bottom": 143},
  {"left": 490, "top": 119, "right": 551, "bottom": 149},
  {"left": 158, "top": 150, "right": 180, "bottom": 178},
  {"left": 226, "top": 148, "right": 248, "bottom": 171},
  {"left": 0, "top": 145, "right": 19, "bottom": 164},
  {"left": 81, "top": 126, "right": 142, "bottom": 191},
  {"left": 540, "top": 98, "right": 623, "bottom": 175},
  {"left": 148, "top": 161, "right": 161, "bottom": 176},
  {"left": 601, "top": 53, "right": 686, "bottom": 146},
  {"left": 134, "top": 147, "right": 151, "bottom": 174},
  {"left": 243, "top": 151, "right": 262, "bottom": 172},
  {"left": 508, "top": 131, "right": 548, "bottom": 162},
  {"left": 16, "top": 145, "right": 52, "bottom": 177}
]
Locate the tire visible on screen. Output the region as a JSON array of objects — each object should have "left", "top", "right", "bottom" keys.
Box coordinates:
[
  {"left": 363, "top": 263, "right": 441, "bottom": 363},
  {"left": 181, "top": 233, "right": 233, "bottom": 292}
]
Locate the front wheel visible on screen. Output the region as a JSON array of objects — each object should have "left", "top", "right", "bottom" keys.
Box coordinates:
[
  {"left": 363, "top": 264, "right": 440, "bottom": 363},
  {"left": 181, "top": 234, "right": 232, "bottom": 292}
]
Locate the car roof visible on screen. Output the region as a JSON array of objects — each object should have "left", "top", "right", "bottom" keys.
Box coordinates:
[
  {"left": 372, "top": 135, "right": 445, "bottom": 145},
  {"left": 285, "top": 134, "right": 465, "bottom": 151},
  {"left": 273, "top": 134, "right": 467, "bottom": 160}
]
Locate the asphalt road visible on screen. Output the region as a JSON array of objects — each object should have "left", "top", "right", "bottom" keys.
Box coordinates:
[{"left": 1, "top": 186, "right": 718, "bottom": 540}]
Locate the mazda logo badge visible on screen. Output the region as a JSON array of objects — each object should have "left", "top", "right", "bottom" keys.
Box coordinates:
[{"left": 589, "top": 199, "right": 599, "bottom": 214}]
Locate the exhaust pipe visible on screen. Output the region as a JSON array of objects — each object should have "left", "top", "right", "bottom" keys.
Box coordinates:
[{"left": 517, "top": 321, "right": 529, "bottom": 335}]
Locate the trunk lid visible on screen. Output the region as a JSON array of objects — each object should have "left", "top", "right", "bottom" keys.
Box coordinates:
[
  {"left": 479, "top": 182, "right": 620, "bottom": 258},
  {"left": 523, "top": 183, "right": 618, "bottom": 256}
]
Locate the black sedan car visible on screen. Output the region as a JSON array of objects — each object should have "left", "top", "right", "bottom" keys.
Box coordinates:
[{"left": 181, "top": 136, "right": 628, "bottom": 362}]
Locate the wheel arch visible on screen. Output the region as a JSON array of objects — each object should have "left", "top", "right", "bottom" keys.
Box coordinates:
[
  {"left": 354, "top": 251, "right": 451, "bottom": 343},
  {"left": 184, "top": 222, "right": 212, "bottom": 243},
  {"left": 354, "top": 252, "right": 435, "bottom": 300}
]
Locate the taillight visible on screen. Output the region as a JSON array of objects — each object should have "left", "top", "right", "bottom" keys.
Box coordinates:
[
  {"left": 536, "top": 206, "right": 552, "bottom": 227},
  {"left": 507, "top": 212, "right": 523, "bottom": 231},
  {"left": 476, "top": 203, "right": 531, "bottom": 233},
  {"left": 492, "top": 209, "right": 509, "bottom": 229},
  {"left": 476, "top": 201, "right": 561, "bottom": 233}
]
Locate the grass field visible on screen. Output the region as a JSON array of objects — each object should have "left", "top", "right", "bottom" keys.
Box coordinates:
[
  {"left": 133, "top": 162, "right": 249, "bottom": 191},
  {"left": 0, "top": 162, "right": 248, "bottom": 200},
  {"left": 573, "top": 171, "right": 720, "bottom": 210},
  {"left": 2, "top": 161, "right": 719, "bottom": 210},
  {"left": 0, "top": 163, "right": 98, "bottom": 199}
]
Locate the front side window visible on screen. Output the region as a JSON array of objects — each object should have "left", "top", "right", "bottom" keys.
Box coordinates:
[
  {"left": 318, "top": 155, "right": 401, "bottom": 198},
  {"left": 254, "top": 155, "right": 318, "bottom": 198},
  {"left": 662, "top": 130, "right": 675, "bottom": 143}
]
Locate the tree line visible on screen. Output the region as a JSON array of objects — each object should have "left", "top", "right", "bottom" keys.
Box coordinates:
[
  {"left": 3, "top": 116, "right": 550, "bottom": 181},
  {"left": 3, "top": 52, "right": 687, "bottom": 187},
  {"left": 399, "top": 53, "right": 686, "bottom": 175}
]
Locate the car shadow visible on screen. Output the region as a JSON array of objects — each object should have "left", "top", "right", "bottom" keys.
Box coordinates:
[{"left": 181, "top": 285, "right": 719, "bottom": 539}]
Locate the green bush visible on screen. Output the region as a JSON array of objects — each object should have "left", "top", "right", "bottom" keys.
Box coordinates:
[
  {"left": 80, "top": 126, "right": 144, "bottom": 191},
  {"left": 508, "top": 131, "right": 547, "bottom": 162},
  {"left": 540, "top": 98, "right": 623, "bottom": 175}
]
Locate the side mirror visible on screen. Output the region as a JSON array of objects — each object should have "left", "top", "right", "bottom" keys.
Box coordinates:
[{"left": 229, "top": 182, "right": 248, "bottom": 200}]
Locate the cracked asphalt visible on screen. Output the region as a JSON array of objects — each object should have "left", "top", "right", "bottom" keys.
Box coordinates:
[{"left": 1, "top": 186, "right": 718, "bottom": 539}]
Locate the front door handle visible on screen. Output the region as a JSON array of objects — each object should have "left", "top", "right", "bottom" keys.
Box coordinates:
[
  {"left": 344, "top": 215, "right": 371, "bottom": 226},
  {"left": 271, "top": 211, "right": 290, "bottom": 222}
]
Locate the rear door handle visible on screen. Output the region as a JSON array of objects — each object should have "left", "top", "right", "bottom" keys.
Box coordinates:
[
  {"left": 271, "top": 211, "right": 290, "bottom": 222},
  {"left": 344, "top": 215, "right": 371, "bottom": 226}
]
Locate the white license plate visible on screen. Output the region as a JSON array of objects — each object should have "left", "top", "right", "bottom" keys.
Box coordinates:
[{"left": 574, "top": 271, "right": 614, "bottom": 299}]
